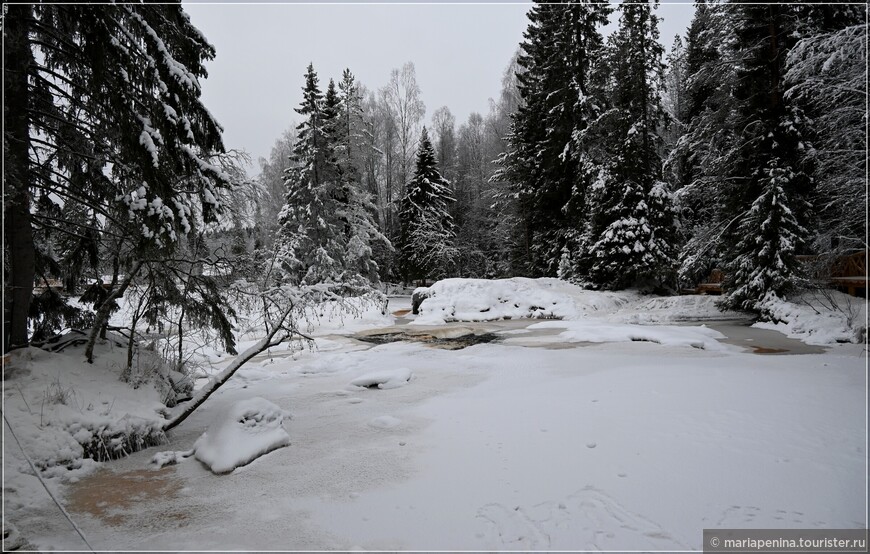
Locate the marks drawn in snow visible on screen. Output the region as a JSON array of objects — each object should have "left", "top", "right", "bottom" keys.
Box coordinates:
[
  {"left": 476, "top": 486, "right": 688, "bottom": 550},
  {"left": 716, "top": 505, "right": 821, "bottom": 527}
]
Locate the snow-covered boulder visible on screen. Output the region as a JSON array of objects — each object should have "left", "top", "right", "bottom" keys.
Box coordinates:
[
  {"left": 411, "top": 287, "right": 432, "bottom": 315},
  {"left": 194, "top": 397, "right": 290, "bottom": 474},
  {"left": 412, "top": 277, "right": 633, "bottom": 324},
  {"left": 349, "top": 368, "right": 413, "bottom": 390}
]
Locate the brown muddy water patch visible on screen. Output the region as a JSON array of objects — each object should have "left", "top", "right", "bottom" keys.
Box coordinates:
[
  {"left": 67, "top": 466, "right": 185, "bottom": 526},
  {"left": 751, "top": 346, "right": 790, "bottom": 354}
]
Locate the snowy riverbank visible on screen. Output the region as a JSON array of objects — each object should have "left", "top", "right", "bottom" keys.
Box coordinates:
[{"left": 3, "top": 281, "right": 866, "bottom": 550}]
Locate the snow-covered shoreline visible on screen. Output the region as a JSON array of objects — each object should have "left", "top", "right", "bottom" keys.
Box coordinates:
[{"left": 3, "top": 279, "right": 866, "bottom": 550}]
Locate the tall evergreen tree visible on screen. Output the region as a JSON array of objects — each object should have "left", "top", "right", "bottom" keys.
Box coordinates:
[
  {"left": 495, "top": 1, "right": 612, "bottom": 276},
  {"left": 583, "top": 0, "right": 678, "bottom": 289},
  {"left": 337, "top": 70, "right": 391, "bottom": 282},
  {"left": 720, "top": 2, "right": 814, "bottom": 310},
  {"left": 399, "top": 128, "right": 457, "bottom": 283},
  {"left": 277, "top": 64, "right": 345, "bottom": 285},
  {"left": 3, "top": 2, "right": 231, "bottom": 350},
  {"left": 669, "top": 0, "right": 736, "bottom": 285},
  {"left": 276, "top": 65, "right": 385, "bottom": 287},
  {"left": 662, "top": 35, "right": 689, "bottom": 190}
]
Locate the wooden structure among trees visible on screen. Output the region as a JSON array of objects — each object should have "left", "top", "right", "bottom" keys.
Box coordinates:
[
  {"left": 693, "top": 269, "right": 725, "bottom": 295},
  {"left": 827, "top": 249, "right": 866, "bottom": 297},
  {"left": 688, "top": 250, "right": 867, "bottom": 297}
]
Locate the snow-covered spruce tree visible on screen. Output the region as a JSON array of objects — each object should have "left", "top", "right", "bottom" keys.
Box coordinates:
[
  {"left": 669, "top": 0, "right": 737, "bottom": 287},
  {"left": 276, "top": 66, "right": 386, "bottom": 288},
  {"left": 277, "top": 65, "right": 343, "bottom": 285},
  {"left": 4, "top": 2, "right": 232, "bottom": 352},
  {"left": 662, "top": 35, "right": 689, "bottom": 190},
  {"left": 726, "top": 162, "right": 811, "bottom": 310},
  {"left": 584, "top": 0, "right": 678, "bottom": 290},
  {"left": 719, "top": 2, "right": 814, "bottom": 311},
  {"left": 335, "top": 70, "right": 392, "bottom": 282},
  {"left": 399, "top": 128, "right": 457, "bottom": 283},
  {"left": 495, "top": 0, "right": 612, "bottom": 277}
]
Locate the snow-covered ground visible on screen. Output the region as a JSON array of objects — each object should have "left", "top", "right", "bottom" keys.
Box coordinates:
[{"left": 3, "top": 281, "right": 866, "bottom": 550}]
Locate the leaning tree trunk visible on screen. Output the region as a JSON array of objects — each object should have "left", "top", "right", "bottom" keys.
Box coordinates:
[
  {"left": 162, "top": 302, "right": 295, "bottom": 432},
  {"left": 85, "top": 260, "right": 143, "bottom": 363},
  {"left": 3, "top": 4, "right": 36, "bottom": 352}
]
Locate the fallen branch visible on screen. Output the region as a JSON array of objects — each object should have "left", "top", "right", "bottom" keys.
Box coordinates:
[{"left": 162, "top": 302, "right": 295, "bottom": 433}]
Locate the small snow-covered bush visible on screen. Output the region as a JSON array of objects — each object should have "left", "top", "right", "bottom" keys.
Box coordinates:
[
  {"left": 71, "top": 416, "right": 166, "bottom": 462},
  {"left": 43, "top": 377, "right": 76, "bottom": 406}
]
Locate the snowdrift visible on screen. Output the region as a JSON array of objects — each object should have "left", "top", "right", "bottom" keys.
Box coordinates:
[
  {"left": 755, "top": 290, "right": 867, "bottom": 345},
  {"left": 2, "top": 341, "right": 169, "bottom": 475}
]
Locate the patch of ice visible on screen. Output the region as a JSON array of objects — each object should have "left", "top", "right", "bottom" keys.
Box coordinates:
[
  {"left": 528, "top": 320, "right": 728, "bottom": 350},
  {"left": 194, "top": 397, "right": 290, "bottom": 474}
]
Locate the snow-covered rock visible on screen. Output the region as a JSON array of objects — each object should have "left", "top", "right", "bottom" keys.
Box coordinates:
[
  {"left": 151, "top": 449, "right": 194, "bottom": 468},
  {"left": 614, "top": 294, "right": 745, "bottom": 324},
  {"left": 349, "top": 368, "right": 413, "bottom": 390},
  {"left": 412, "top": 277, "right": 633, "bottom": 324},
  {"left": 193, "top": 397, "right": 290, "bottom": 474}
]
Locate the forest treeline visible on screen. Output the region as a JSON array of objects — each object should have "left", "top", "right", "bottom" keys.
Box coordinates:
[{"left": 3, "top": 0, "right": 866, "bottom": 353}]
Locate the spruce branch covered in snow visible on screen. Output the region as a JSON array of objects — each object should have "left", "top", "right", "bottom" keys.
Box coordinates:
[
  {"left": 163, "top": 281, "right": 386, "bottom": 432},
  {"left": 785, "top": 22, "right": 867, "bottom": 253},
  {"left": 4, "top": 2, "right": 233, "bottom": 350}
]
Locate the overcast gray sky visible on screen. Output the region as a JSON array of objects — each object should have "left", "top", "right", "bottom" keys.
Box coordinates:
[{"left": 182, "top": 1, "right": 695, "bottom": 170}]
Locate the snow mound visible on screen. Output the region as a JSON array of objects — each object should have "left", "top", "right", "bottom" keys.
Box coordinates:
[
  {"left": 755, "top": 290, "right": 867, "bottom": 345},
  {"left": 194, "top": 397, "right": 290, "bottom": 474},
  {"left": 528, "top": 320, "right": 728, "bottom": 350},
  {"left": 2, "top": 345, "right": 168, "bottom": 472},
  {"left": 350, "top": 368, "right": 413, "bottom": 390},
  {"left": 412, "top": 278, "right": 633, "bottom": 324}
]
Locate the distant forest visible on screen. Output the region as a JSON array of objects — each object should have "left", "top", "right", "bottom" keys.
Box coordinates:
[{"left": 4, "top": 1, "right": 866, "bottom": 351}]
